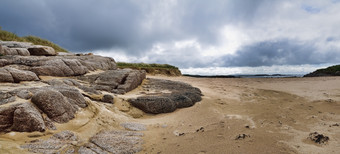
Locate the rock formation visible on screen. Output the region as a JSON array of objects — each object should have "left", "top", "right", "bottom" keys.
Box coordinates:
[{"left": 0, "top": 41, "right": 202, "bottom": 153}]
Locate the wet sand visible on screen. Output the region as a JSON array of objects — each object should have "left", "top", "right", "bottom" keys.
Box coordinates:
[{"left": 1, "top": 76, "right": 340, "bottom": 154}]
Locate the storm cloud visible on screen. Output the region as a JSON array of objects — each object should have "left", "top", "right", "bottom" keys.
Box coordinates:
[{"left": 1, "top": 0, "right": 340, "bottom": 72}]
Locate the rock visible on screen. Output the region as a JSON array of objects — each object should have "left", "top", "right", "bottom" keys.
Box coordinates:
[
  {"left": 4, "top": 67, "right": 39, "bottom": 83},
  {"left": 0, "top": 106, "right": 17, "bottom": 131},
  {"left": 117, "top": 69, "right": 146, "bottom": 93},
  {"left": 0, "top": 91, "right": 16, "bottom": 105},
  {"left": 14, "top": 48, "right": 30, "bottom": 56},
  {"left": 31, "top": 59, "right": 79, "bottom": 76},
  {"left": 0, "top": 44, "right": 2, "bottom": 54},
  {"left": 1, "top": 54, "right": 117, "bottom": 76},
  {"left": 235, "top": 134, "right": 250, "bottom": 140},
  {"left": 169, "top": 93, "right": 194, "bottom": 108},
  {"left": 21, "top": 131, "right": 79, "bottom": 154},
  {"left": 0, "top": 68, "right": 14, "bottom": 82},
  {"left": 121, "top": 122, "right": 147, "bottom": 131},
  {"left": 89, "top": 130, "right": 143, "bottom": 154},
  {"left": 308, "top": 132, "right": 329, "bottom": 144},
  {"left": 101, "top": 94, "right": 114, "bottom": 104},
  {"left": 129, "top": 78, "right": 202, "bottom": 114},
  {"left": 79, "top": 143, "right": 108, "bottom": 154},
  {"left": 12, "top": 103, "right": 45, "bottom": 132},
  {"left": 0, "top": 59, "right": 8, "bottom": 67},
  {"left": 0, "top": 41, "right": 33, "bottom": 48},
  {"left": 129, "top": 96, "right": 177, "bottom": 114},
  {"left": 28, "top": 45, "right": 56, "bottom": 56},
  {"left": 52, "top": 86, "right": 87, "bottom": 108},
  {"left": 78, "top": 69, "right": 146, "bottom": 94},
  {"left": 16, "top": 89, "right": 33, "bottom": 99},
  {"left": 2, "top": 46, "right": 18, "bottom": 55},
  {"left": 31, "top": 89, "right": 77, "bottom": 123}
]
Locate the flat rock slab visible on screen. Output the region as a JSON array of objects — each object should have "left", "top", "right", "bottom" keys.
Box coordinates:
[
  {"left": 128, "top": 78, "right": 202, "bottom": 114},
  {"left": 21, "top": 131, "right": 79, "bottom": 154},
  {"left": 81, "top": 130, "right": 144, "bottom": 154}
]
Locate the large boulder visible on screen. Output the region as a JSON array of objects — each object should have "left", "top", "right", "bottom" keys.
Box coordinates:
[
  {"left": 12, "top": 103, "right": 45, "bottom": 132},
  {"left": 128, "top": 78, "right": 203, "bottom": 114},
  {"left": 28, "top": 45, "right": 56, "bottom": 56},
  {"left": 129, "top": 96, "right": 177, "bottom": 114},
  {"left": 4, "top": 67, "right": 39, "bottom": 83},
  {"left": 31, "top": 89, "right": 77, "bottom": 123}
]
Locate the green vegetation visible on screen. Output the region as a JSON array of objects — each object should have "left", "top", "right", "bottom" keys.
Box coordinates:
[
  {"left": 117, "top": 62, "right": 182, "bottom": 76},
  {"left": 22, "top": 36, "right": 68, "bottom": 52},
  {"left": 0, "top": 27, "right": 68, "bottom": 52},
  {"left": 304, "top": 64, "right": 340, "bottom": 77}
]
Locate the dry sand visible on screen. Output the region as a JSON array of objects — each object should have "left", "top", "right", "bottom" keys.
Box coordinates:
[{"left": 1, "top": 75, "right": 340, "bottom": 154}]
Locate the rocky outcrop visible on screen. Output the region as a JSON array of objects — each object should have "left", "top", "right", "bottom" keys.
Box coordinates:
[
  {"left": 128, "top": 78, "right": 202, "bottom": 114},
  {"left": 78, "top": 69, "right": 146, "bottom": 94},
  {"left": 0, "top": 55, "right": 116, "bottom": 77}
]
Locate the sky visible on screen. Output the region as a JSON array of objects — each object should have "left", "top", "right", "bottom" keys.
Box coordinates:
[{"left": 1, "top": 0, "right": 340, "bottom": 75}]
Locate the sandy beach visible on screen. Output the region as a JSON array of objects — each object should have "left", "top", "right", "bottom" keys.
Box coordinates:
[
  {"left": 139, "top": 76, "right": 340, "bottom": 154},
  {"left": 1, "top": 75, "right": 340, "bottom": 154}
]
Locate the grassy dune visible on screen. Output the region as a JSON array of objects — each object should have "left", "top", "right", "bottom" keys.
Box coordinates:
[
  {"left": 0, "top": 27, "right": 68, "bottom": 52},
  {"left": 117, "top": 62, "right": 182, "bottom": 76}
]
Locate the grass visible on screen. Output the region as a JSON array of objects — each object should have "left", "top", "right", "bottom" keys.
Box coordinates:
[
  {"left": 314, "top": 65, "right": 340, "bottom": 74},
  {"left": 304, "top": 64, "right": 340, "bottom": 77},
  {"left": 117, "top": 62, "right": 182, "bottom": 76},
  {"left": 0, "top": 27, "right": 68, "bottom": 52}
]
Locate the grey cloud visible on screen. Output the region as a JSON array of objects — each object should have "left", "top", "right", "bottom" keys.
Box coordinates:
[
  {"left": 0, "top": 0, "right": 268, "bottom": 52},
  {"left": 220, "top": 40, "right": 340, "bottom": 67},
  {"left": 1, "top": 0, "right": 339, "bottom": 70}
]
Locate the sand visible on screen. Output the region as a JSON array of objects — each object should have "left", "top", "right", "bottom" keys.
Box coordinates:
[{"left": 1, "top": 76, "right": 340, "bottom": 154}]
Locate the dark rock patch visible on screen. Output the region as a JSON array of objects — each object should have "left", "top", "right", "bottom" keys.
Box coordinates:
[
  {"left": 308, "top": 132, "right": 329, "bottom": 144},
  {"left": 102, "top": 94, "right": 114, "bottom": 104}
]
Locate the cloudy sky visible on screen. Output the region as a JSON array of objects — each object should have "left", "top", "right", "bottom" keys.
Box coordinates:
[{"left": 1, "top": 0, "right": 340, "bottom": 75}]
